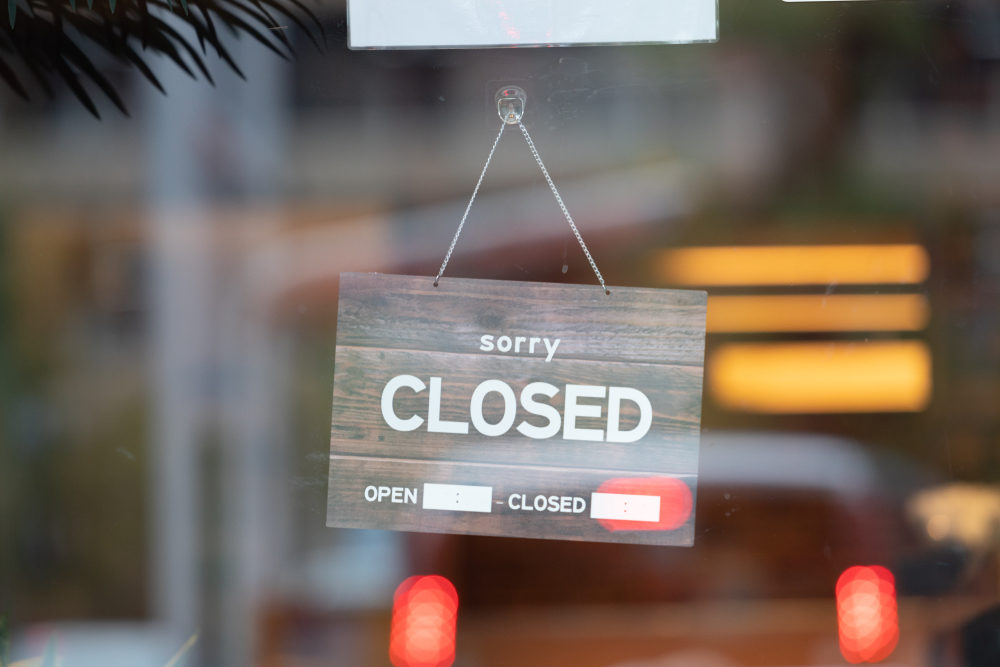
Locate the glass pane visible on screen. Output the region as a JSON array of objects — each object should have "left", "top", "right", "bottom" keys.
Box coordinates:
[{"left": 2, "top": 1, "right": 998, "bottom": 665}]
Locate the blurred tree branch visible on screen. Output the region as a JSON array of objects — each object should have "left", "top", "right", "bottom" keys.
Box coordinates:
[{"left": 1, "top": 0, "right": 323, "bottom": 117}]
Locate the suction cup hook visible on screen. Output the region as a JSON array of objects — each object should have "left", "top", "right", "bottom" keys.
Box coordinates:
[{"left": 496, "top": 86, "right": 527, "bottom": 124}]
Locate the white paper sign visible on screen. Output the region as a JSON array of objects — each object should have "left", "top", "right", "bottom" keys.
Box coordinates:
[{"left": 347, "top": 0, "right": 718, "bottom": 49}]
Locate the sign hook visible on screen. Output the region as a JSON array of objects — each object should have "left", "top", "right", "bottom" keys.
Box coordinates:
[{"left": 496, "top": 86, "right": 526, "bottom": 124}]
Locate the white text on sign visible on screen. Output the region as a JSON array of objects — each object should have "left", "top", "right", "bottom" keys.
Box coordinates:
[
  {"left": 380, "top": 375, "right": 653, "bottom": 443},
  {"left": 479, "top": 334, "right": 561, "bottom": 362},
  {"left": 363, "top": 485, "right": 418, "bottom": 504},
  {"left": 509, "top": 494, "right": 586, "bottom": 514}
]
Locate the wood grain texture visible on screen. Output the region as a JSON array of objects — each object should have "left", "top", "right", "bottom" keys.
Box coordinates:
[
  {"left": 328, "top": 455, "right": 696, "bottom": 547},
  {"left": 331, "top": 347, "right": 701, "bottom": 473},
  {"left": 327, "top": 273, "right": 706, "bottom": 546},
  {"left": 335, "top": 273, "right": 707, "bottom": 366}
]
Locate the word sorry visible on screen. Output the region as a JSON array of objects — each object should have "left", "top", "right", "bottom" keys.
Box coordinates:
[
  {"left": 480, "top": 334, "right": 560, "bottom": 362},
  {"left": 380, "top": 375, "right": 652, "bottom": 443}
]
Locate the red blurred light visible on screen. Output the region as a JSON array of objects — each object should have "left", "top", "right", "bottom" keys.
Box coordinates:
[
  {"left": 836, "top": 566, "right": 898, "bottom": 663},
  {"left": 390, "top": 575, "right": 459, "bottom": 667},
  {"left": 595, "top": 477, "right": 693, "bottom": 532}
]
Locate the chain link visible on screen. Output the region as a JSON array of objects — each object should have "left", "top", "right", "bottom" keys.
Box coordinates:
[
  {"left": 434, "top": 118, "right": 610, "bottom": 295},
  {"left": 434, "top": 120, "right": 506, "bottom": 286},
  {"left": 517, "top": 121, "right": 609, "bottom": 295}
]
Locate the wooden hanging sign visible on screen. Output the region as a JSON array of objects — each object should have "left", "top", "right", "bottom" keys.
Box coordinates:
[{"left": 327, "top": 273, "right": 707, "bottom": 546}]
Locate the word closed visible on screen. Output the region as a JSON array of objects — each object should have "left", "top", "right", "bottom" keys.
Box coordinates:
[{"left": 380, "top": 375, "right": 652, "bottom": 442}]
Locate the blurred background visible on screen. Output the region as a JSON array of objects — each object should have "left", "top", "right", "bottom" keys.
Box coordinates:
[{"left": 2, "top": 0, "right": 1000, "bottom": 665}]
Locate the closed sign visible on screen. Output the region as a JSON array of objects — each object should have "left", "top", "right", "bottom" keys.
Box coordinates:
[{"left": 327, "top": 273, "right": 706, "bottom": 546}]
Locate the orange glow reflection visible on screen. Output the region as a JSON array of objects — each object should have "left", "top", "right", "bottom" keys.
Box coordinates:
[
  {"left": 656, "top": 244, "right": 930, "bottom": 286},
  {"left": 837, "top": 566, "right": 899, "bottom": 663},
  {"left": 390, "top": 575, "right": 459, "bottom": 667},
  {"left": 595, "top": 477, "right": 693, "bottom": 532},
  {"left": 707, "top": 294, "right": 930, "bottom": 333},
  {"left": 709, "top": 341, "right": 931, "bottom": 413}
]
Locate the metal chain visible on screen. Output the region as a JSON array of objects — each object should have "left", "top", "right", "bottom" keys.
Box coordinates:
[
  {"left": 518, "top": 121, "right": 609, "bottom": 294},
  {"left": 434, "top": 118, "right": 610, "bottom": 295},
  {"left": 434, "top": 120, "right": 506, "bottom": 286}
]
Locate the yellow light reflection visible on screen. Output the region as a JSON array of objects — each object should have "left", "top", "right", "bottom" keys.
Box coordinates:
[
  {"left": 707, "top": 294, "right": 930, "bottom": 333},
  {"left": 710, "top": 341, "right": 931, "bottom": 413},
  {"left": 907, "top": 484, "right": 1000, "bottom": 549},
  {"left": 657, "top": 244, "right": 930, "bottom": 286}
]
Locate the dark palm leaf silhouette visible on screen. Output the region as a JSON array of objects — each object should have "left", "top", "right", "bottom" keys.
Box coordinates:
[{"left": 1, "top": 0, "right": 322, "bottom": 117}]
